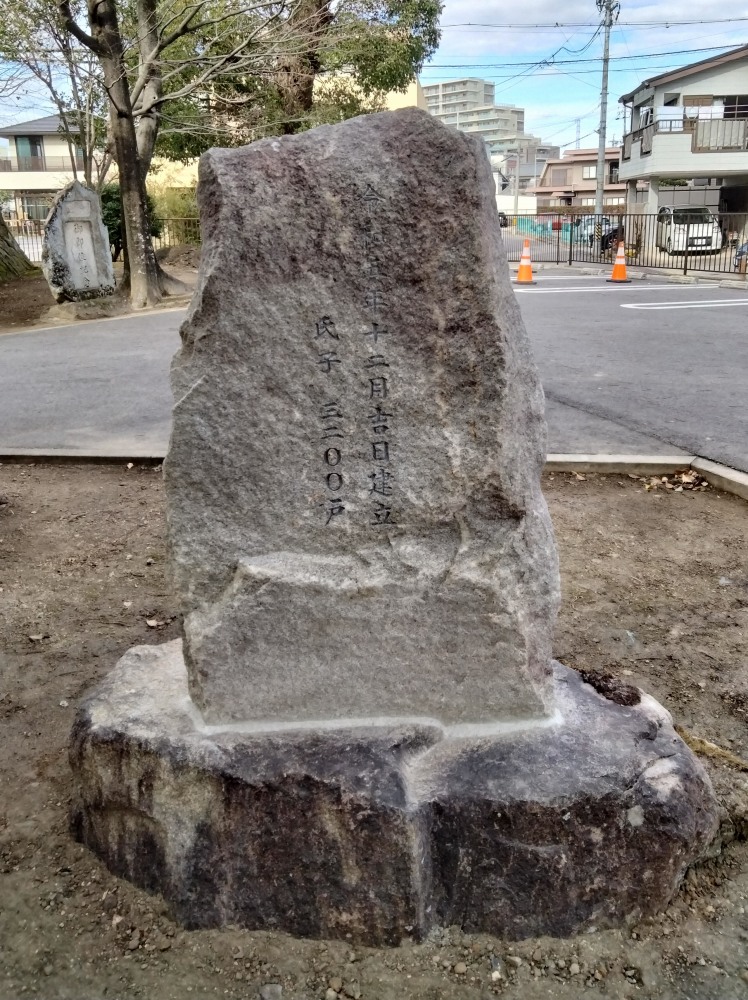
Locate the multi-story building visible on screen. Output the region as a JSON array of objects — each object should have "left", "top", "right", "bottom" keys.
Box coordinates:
[
  {"left": 533, "top": 148, "right": 626, "bottom": 210},
  {"left": 0, "top": 115, "right": 106, "bottom": 226},
  {"left": 423, "top": 79, "right": 497, "bottom": 116},
  {"left": 423, "top": 78, "right": 525, "bottom": 159},
  {"left": 492, "top": 138, "right": 561, "bottom": 192},
  {"left": 618, "top": 43, "right": 748, "bottom": 214}
]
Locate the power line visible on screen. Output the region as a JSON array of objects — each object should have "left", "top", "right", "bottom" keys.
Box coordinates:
[
  {"left": 423, "top": 43, "right": 742, "bottom": 68},
  {"left": 440, "top": 19, "right": 748, "bottom": 29}
]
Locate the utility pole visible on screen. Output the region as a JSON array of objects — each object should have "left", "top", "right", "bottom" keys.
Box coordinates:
[
  {"left": 594, "top": 0, "right": 620, "bottom": 218},
  {"left": 575, "top": 119, "right": 581, "bottom": 148}
]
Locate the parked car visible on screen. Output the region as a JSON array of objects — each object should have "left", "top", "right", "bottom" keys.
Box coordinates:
[
  {"left": 574, "top": 215, "right": 615, "bottom": 246},
  {"left": 497, "top": 211, "right": 509, "bottom": 227},
  {"left": 655, "top": 206, "right": 723, "bottom": 255},
  {"left": 735, "top": 240, "right": 748, "bottom": 270},
  {"left": 601, "top": 227, "right": 623, "bottom": 254}
]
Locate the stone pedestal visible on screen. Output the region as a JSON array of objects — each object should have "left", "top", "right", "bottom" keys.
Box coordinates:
[{"left": 70, "top": 640, "right": 719, "bottom": 945}]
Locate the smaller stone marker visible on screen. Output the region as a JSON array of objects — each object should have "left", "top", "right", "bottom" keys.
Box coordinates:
[{"left": 42, "top": 180, "right": 115, "bottom": 302}]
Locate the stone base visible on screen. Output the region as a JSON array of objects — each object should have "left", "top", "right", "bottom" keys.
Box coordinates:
[{"left": 70, "top": 641, "right": 719, "bottom": 946}]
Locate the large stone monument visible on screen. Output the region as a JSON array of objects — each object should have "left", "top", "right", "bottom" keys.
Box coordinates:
[
  {"left": 42, "top": 180, "right": 115, "bottom": 302},
  {"left": 70, "top": 109, "right": 719, "bottom": 945}
]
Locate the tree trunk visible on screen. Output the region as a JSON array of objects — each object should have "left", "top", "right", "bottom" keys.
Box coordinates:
[
  {"left": 275, "top": 0, "right": 332, "bottom": 133},
  {"left": 86, "top": 0, "right": 163, "bottom": 308},
  {"left": 0, "top": 216, "right": 34, "bottom": 281}
]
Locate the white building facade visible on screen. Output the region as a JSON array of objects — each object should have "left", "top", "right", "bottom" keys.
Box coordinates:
[
  {"left": 619, "top": 44, "right": 748, "bottom": 214},
  {"left": 423, "top": 79, "right": 525, "bottom": 157}
]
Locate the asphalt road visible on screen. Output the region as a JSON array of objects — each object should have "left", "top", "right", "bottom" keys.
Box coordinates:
[
  {"left": 518, "top": 274, "right": 748, "bottom": 471},
  {"left": 1, "top": 276, "right": 747, "bottom": 469},
  {"left": 0, "top": 309, "right": 181, "bottom": 456}
]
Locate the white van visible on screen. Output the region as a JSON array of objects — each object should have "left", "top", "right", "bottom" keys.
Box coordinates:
[{"left": 656, "top": 206, "right": 723, "bottom": 255}]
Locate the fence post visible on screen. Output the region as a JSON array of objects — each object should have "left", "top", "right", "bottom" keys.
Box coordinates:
[
  {"left": 567, "top": 218, "right": 574, "bottom": 266},
  {"left": 683, "top": 222, "right": 690, "bottom": 276},
  {"left": 556, "top": 218, "right": 562, "bottom": 265}
]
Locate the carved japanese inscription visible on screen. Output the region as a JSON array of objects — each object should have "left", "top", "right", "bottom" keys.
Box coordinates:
[{"left": 166, "top": 108, "right": 560, "bottom": 726}]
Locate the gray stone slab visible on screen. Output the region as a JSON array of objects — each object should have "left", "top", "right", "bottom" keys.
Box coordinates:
[
  {"left": 165, "top": 108, "right": 560, "bottom": 726},
  {"left": 70, "top": 640, "right": 720, "bottom": 945},
  {"left": 42, "top": 181, "right": 114, "bottom": 302}
]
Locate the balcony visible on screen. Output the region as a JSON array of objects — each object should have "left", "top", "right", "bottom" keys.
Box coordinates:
[
  {"left": 619, "top": 113, "right": 748, "bottom": 181},
  {"left": 0, "top": 155, "right": 83, "bottom": 172}
]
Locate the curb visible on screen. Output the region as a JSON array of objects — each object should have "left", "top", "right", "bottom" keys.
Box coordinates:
[
  {"left": 508, "top": 266, "right": 746, "bottom": 286},
  {"left": 2, "top": 451, "right": 747, "bottom": 503},
  {"left": 546, "top": 454, "right": 748, "bottom": 503},
  {"left": 545, "top": 454, "right": 693, "bottom": 475},
  {"left": 0, "top": 449, "right": 164, "bottom": 466}
]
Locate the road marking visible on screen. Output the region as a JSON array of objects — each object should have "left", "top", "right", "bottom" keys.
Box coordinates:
[
  {"left": 621, "top": 298, "right": 748, "bottom": 310},
  {"left": 528, "top": 275, "right": 608, "bottom": 281},
  {"left": 515, "top": 284, "right": 713, "bottom": 294}
]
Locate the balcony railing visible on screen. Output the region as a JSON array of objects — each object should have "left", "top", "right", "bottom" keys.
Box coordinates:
[
  {"left": 623, "top": 112, "right": 748, "bottom": 158},
  {"left": 0, "top": 155, "right": 84, "bottom": 172},
  {"left": 692, "top": 118, "right": 748, "bottom": 152}
]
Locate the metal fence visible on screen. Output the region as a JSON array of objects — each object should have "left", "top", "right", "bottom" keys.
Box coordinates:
[
  {"left": 5, "top": 216, "right": 201, "bottom": 265},
  {"left": 8, "top": 211, "right": 747, "bottom": 278},
  {"left": 501, "top": 212, "right": 748, "bottom": 277},
  {"left": 152, "top": 217, "right": 201, "bottom": 252}
]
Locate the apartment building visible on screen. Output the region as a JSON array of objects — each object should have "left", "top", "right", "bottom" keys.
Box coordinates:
[
  {"left": 423, "top": 79, "right": 497, "bottom": 115},
  {"left": 533, "top": 148, "right": 626, "bottom": 210},
  {"left": 493, "top": 138, "right": 561, "bottom": 191},
  {"left": 423, "top": 78, "right": 525, "bottom": 158}
]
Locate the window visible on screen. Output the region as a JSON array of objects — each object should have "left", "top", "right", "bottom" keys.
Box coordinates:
[
  {"left": 550, "top": 168, "right": 570, "bottom": 186},
  {"left": 20, "top": 192, "right": 53, "bottom": 221},
  {"left": 582, "top": 165, "right": 596, "bottom": 179},
  {"left": 581, "top": 197, "right": 596, "bottom": 206},
  {"left": 15, "top": 136, "right": 44, "bottom": 170},
  {"left": 672, "top": 208, "right": 713, "bottom": 224},
  {"left": 724, "top": 95, "right": 748, "bottom": 119}
]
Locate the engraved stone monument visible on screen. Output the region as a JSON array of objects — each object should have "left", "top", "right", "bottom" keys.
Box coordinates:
[
  {"left": 42, "top": 180, "right": 115, "bottom": 302},
  {"left": 70, "top": 109, "right": 719, "bottom": 944}
]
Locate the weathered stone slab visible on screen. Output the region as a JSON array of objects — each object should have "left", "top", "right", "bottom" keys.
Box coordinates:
[
  {"left": 165, "top": 107, "right": 560, "bottom": 725},
  {"left": 70, "top": 641, "right": 720, "bottom": 945},
  {"left": 42, "top": 180, "right": 115, "bottom": 302}
]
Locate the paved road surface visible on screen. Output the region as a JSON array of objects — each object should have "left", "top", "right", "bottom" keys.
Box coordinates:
[
  {"left": 519, "top": 274, "right": 748, "bottom": 470},
  {"left": 0, "top": 309, "right": 180, "bottom": 455},
  {"left": 1, "top": 277, "right": 747, "bottom": 467}
]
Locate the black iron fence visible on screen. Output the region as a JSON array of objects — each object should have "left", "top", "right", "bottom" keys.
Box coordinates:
[
  {"left": 502, "top": 212, "right": 748, "bottom": 277},
  {"left": 8, "top": 211, "right": 748, "bottom": 279},
  {"left": 152, "top": 217, "right": 201, "bottom": 251},
  {"left": 5, "top": 216, "right": 201, "bottom": 265}
]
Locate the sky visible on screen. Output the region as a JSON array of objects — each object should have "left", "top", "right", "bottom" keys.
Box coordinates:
[
  {"left": 1, "top": 0, "right": 747, "bottom": 148},
  {"left": 420, "top": 0, "right": 748, "bottom": 150}
]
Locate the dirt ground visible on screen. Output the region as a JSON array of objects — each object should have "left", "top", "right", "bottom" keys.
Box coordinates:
[
  {"left": 0, "top": 465, "right": 747, "bottom": 1000},
  {"left": 0, "top": 249, "right": 198, "bottom": 333},
  {"left": 0, "top": 271, "right": 56, "bottom": 331}
]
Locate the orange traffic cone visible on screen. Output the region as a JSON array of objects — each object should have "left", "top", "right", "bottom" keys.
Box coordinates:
[
  {"left": 607, "top": 242, "right": 631, "bottom": 283},
  {"left": 514, "top": 239, "right": 536, "bottom": 284}
]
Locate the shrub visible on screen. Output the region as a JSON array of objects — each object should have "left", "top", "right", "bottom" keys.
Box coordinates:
[{"left": 100, "top": 184, "right": 162, "bottom": 260}]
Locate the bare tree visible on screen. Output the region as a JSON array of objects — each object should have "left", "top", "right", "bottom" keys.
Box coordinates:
[
  {"left": 54, "top": 0, "right": 332, "bottom": 307},
  {"left": 0, "top": 0, "right": 113, "bottom": 190}
]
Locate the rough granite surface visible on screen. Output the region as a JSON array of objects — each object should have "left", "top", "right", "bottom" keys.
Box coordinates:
[
  {"left": 42, "top": 180, "right": 114, "bottom": 302},
  {"left": 70, "top": 641, "right": 720, "bottom": 945},
  {"left": 164, "top": 107, "right": 560, "bottom": 726}
]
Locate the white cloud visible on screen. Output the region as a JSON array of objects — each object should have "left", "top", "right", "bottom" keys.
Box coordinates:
[{"left": 422, "top": 0, "right": 746, "bottom": 147}]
